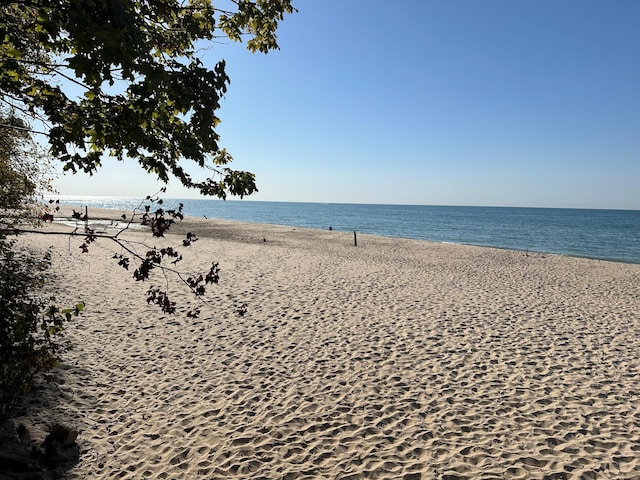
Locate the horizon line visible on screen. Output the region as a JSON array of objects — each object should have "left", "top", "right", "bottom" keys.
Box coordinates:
[{"left": 44, "top": 194, "right": 640, "bottom": 212}]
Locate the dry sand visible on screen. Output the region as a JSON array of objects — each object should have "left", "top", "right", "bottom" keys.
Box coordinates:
[{"left": 10, "top": 208, "right": 640, "bottom": 479}]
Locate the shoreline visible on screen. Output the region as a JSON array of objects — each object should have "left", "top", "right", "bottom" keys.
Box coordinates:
[
  {"left": 7, "top": 212, "right": 640, "bottom": 478},
  {"left": 51, "top": 203, "right": 640, "bottom": 266}
]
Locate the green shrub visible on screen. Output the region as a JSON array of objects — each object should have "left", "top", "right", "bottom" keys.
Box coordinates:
[{"left": 0, "top": 238, "right": 83, "bottom": 421}]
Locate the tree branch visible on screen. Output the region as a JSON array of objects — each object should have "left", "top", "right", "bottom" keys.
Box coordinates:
[{"left": 0, "top": 122, "right": 49, "bottom": 136}]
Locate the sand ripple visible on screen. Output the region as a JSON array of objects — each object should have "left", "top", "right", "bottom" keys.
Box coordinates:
[{"left": 15, "top": 218, "right": 640, "bottom": 479}]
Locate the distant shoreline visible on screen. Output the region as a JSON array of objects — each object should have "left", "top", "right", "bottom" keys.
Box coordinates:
[{"left": 50, "top": 200, "right": 640, "bottom": 265}]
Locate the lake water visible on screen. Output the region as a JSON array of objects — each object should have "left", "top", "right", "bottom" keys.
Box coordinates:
[{"left": 51, "top": 196, "right": 640, "bottom": 264}]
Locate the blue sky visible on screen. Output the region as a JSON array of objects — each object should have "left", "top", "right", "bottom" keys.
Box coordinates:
[{"left": 54, "top": 0, "right": 640, "bottom": 209}]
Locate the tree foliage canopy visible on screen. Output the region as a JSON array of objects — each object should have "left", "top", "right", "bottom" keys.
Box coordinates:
[{"left": 0, "top": 0, "right": 295, "bottom": 198}]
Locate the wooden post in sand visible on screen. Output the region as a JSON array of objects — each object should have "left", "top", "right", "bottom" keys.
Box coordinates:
[{"left": 353, "top": 230, "right": 357, "bottom": 247}]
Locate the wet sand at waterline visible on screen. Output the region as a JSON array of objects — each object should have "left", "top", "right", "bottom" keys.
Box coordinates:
[{"left": 13, "top": 209, "right": 640, "bottom": 479}]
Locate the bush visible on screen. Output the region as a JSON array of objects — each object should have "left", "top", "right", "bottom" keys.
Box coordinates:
[{"left": 0, "top": 238, "right": 83, "bottom": 421}]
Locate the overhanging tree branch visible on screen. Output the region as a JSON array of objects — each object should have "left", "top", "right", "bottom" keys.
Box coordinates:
[
  {"left": 1, "top": 1, "right": 296, "bottom": 197},
  {"left": 3, "top": 212, "right": 219, "bottom": 317}
]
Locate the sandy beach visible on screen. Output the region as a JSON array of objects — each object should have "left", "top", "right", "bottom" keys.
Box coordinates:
[{"left": 10, "top": 208, "right": 640, "bottom": 479}]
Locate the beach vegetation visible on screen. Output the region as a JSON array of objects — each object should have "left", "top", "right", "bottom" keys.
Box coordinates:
[
  {"left": 0, "top": 240, "right": 84, "bottom": 421},
  {"left": 0, "top": 112, "right": 84, "bottom": 421}
]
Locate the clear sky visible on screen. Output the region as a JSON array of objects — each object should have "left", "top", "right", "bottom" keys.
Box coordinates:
[{"left": 54, "top": 0, "right": 640, "bottom": 209}]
